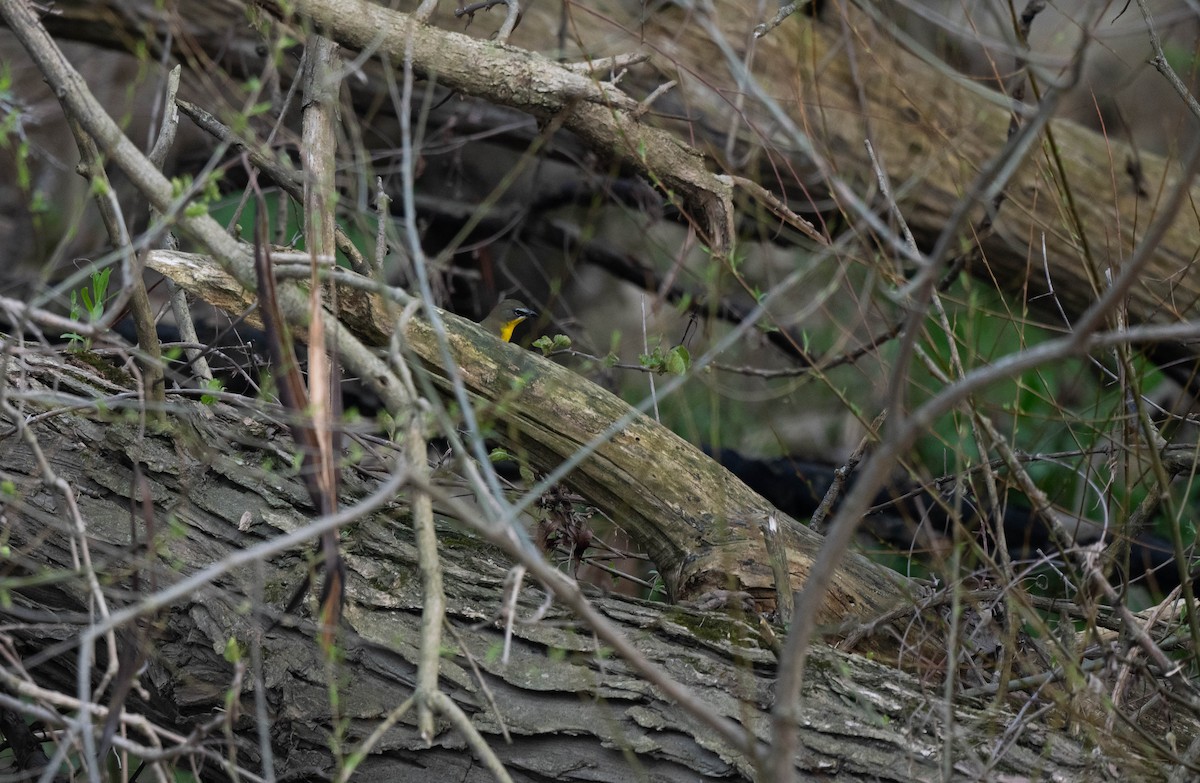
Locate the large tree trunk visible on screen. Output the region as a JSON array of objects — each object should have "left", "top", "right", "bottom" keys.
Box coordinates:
[{"left": 0, "top": 351, "right": 1153, "bottom": 781}]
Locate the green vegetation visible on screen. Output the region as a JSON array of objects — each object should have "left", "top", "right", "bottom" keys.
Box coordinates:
[{"left": 61, "top": 267, "right": 112, "bottom": 350}]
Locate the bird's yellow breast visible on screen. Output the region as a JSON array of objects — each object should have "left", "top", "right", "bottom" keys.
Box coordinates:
[{"left": 498, "top": 320, "right": 522, "bottom": 342}]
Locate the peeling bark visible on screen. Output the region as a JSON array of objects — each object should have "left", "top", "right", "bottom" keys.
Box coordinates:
[
  {"left": 0, "top": 351, "right": 1151, "bottom": 781},
  {"left": 145, "top": 248, "right": 908, "bottom": 626}
]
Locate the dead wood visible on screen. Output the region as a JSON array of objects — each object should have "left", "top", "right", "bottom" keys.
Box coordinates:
[
  {"left": 144, "top": 249, "right": 908, "bottom": 625},
  {"left": 0, "top": 349, "right": 1155, "bottom": 781}
]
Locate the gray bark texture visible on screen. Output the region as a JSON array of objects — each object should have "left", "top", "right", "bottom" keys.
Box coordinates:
[
  {"left": 143, "top": 248, "right": 909, "bottom": 630},
  {"left": 0, "top": 351, "right": 1151, "bottom": 781}
]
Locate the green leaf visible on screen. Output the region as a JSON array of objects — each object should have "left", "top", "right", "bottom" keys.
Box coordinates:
[
  {"left": 223, "top": 637, "right": 244, "bottom": 663},
  {"left": 200, "top": 378, "right": 224, "bottom": 406},
  {"left": 170, "top": 174, "right": 193, "bottom": 197},
  {"left": 665, "top": 345, "right": 690, "bottom": 375},
  {"left": 638, "top": 348, "right": 663, "bottom": 372}
]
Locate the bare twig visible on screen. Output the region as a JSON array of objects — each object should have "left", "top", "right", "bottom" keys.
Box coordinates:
[
  {"left": 455, "top": 0, "right": 522, "bottom": 43},
  {"left": 1135, "top": 0, "right": 1200, "bottom": 122},
  {"left": 561, "top": 52, "right": 650, "bottom": 75},
  {"left": 175, "top": 99, "right": 369, "bottom": 274},
  {"left": 753, "top": 1, "right": 812, "bottom": 39}
]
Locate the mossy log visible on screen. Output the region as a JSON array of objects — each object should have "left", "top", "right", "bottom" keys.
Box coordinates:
[
  {"left": 0, "top": 349, "right": 1150, "bottom": 781},
  {"left": 145, "top": 249, "right": 908, "bottom": 626}
]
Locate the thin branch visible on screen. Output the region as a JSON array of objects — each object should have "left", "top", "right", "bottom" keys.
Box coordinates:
[
  {"left": 1135, "top": 0, "right": 1200, "bottom": 121},
  {"left": 753, "top": 1, "right": 813, "bottom": 39},
  {"left": 174, "top": 99, "right": 369, "bottom": 275}
]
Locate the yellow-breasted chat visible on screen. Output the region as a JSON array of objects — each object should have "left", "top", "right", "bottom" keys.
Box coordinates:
[{"left": 480, "top": 299, "right": 537, "bottom": 342}]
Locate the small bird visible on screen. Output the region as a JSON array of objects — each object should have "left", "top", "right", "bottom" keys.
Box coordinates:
[{"left": 480, "top": 298, "right": 537, "bottom": 342}]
